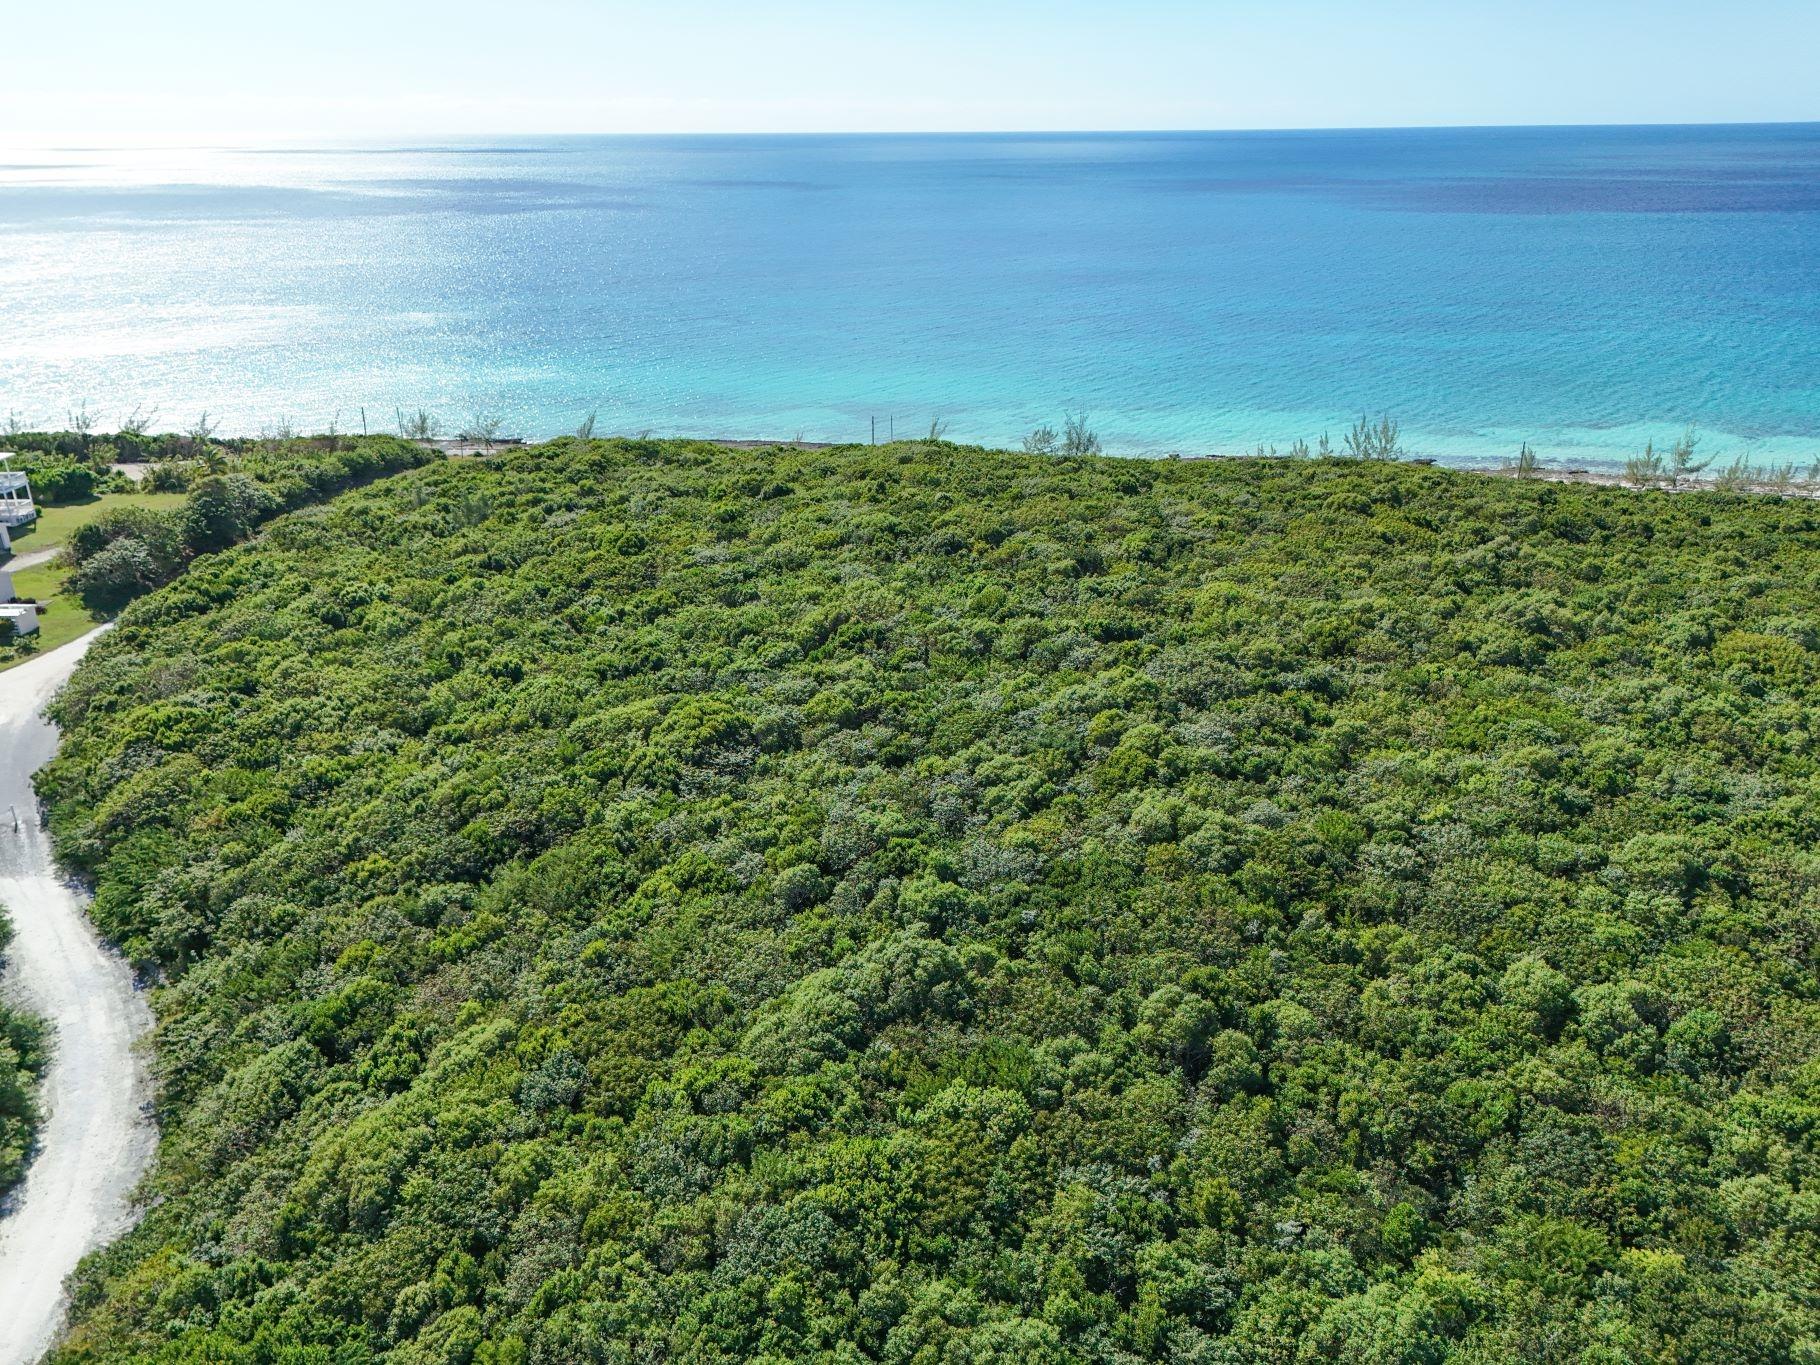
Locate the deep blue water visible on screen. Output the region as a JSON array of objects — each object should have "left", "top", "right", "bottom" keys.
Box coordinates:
[{"left": 2, "top": 126, "right": 1817, "bottom": 465}]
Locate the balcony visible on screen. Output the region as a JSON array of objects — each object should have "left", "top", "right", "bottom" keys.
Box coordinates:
[{"left": 0, "top": 467, "right": 36, "bottom": 526}]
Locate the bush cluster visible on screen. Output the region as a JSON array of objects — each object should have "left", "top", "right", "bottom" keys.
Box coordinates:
[{"left": 63, "top": 437, "right": 436, "bottom": 611}]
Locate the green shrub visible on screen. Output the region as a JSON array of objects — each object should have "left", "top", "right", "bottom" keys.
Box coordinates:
[{"left": 25, "top": 460, "right": 98, "bottom": 504}]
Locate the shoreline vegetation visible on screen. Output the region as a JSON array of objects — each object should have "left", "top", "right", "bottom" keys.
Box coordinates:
[
  {"left": 1, "top": 411, "right": 1814, "bottom": 671},
  {"left": 11, "top": 406, "right": 1820, "bottom": 494},
  {"left": 28, "top": 435, "right": 1820, "bottom": 1361}
]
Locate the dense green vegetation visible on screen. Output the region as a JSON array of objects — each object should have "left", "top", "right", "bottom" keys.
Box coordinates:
[
  {"left": 0, "top": 434, "right": 437, "bottom": 671},
  {"left": 57, "top": 435, "right": 436, "bottom": 612},
  {"left": 3, "top": 454, "right": 123, "bottom": 504},
  {"left": 0, "top": 419, "right": 230, "bottom": 502},
  {"left": 4, "top": 420, "right": 299, "bottom": 472},
  {"left": 0, "top": 917, "right": 47, "bottom": 1196},
  {"left": 0, "top": 438, "right": 439, "bottom": 1187},
  {"left": 0, "top": 494, "right": 192, "bottom": 666},
  {"left": 36, "top": 439, "right": 1820, "bottom": 1362}
]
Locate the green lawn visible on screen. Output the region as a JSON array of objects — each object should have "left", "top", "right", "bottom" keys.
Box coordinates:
[
  {"left": 0, "top": 565, "right": 101, "bottom": 665},
  {"left": 0, "top": 492, "right": 181, "bottom": 667},
  {"left": 5, "top": 561, "right": 97, "bottom": 656},
  {"left": 0, "top": 590, "right": 100, "bottom": 661},
  {"left": 4, "top": 490, "right": 187, "bottom": 554},
  {"left": 9, "top": 561, "right": 70, "bottom": 600}
]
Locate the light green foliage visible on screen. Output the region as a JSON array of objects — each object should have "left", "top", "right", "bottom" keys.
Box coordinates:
[
  {"left": 1504, "top": 441, "right": 1539, "bottom": 479},
  {"left": 35, "top": 438, "right": 1820, "bottom": 1362},
  {"left": 1023, "top": 425, "right": 1059, "bottom": 455},
  {"left": 1625, "top": 441, "right": 1664, "bottom": 487},
  {"left": 0, "top": 443, "right": 129, "bottom": 502},
  {"left": 1665, "top": 427, "right": 1711, "bottom": 488},
  {"left": 1061, "top": 412, "right": 1102, "bottom": 458},
  {"left": 1344, "top": 413, "right": 1403, "bottom": 460}
]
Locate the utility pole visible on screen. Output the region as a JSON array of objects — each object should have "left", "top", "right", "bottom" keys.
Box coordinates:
[{"left": 871, "top": 416, "right": 876, "bottom": 446}]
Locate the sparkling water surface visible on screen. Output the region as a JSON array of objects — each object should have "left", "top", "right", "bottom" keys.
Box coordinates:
[{"left": 2, "top": 126, "right": 1817, "bottom": 465}]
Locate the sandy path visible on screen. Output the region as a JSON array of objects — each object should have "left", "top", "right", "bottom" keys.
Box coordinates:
[
  {"left": 2, "top": 549, "right": 61, "bottom": 574},
  {"left": 0, "top": 629, "right": 154, "bottom": 1365}
]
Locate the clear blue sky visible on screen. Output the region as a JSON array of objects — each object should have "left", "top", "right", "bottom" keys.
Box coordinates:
[{"left": 7, "top": 0, "right": 1818, "bottom": 143}]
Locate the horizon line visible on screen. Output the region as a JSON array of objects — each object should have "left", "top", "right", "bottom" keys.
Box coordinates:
[{"left": 7, "top": 117, "right": 1819, "bottom": 153}]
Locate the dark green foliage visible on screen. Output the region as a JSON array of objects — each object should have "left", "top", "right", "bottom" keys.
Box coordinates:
[
  {"left": 68, "top": 505, "right": 193, "bottom": 610},
  {"left": 6, "top": 425, "right": 262, "bottom": 466},
  {"left": 23, "top": 459, "right": 101, "bottom": 503},
  {"left": 182, "top": 474, "right": 283, "bottom": 553},
  {"left": 36, "top": 440, "right": 1820, "bottom": 1362},
  {"left": 142, "top": 462, "right": 194, "bottom": 493},
  {"left": 63, "top": 436, "right": 435, "bottom": 611},
  {"left": 0, "top": 447, "right": 128, "bottom": 502},
  {"left": 0, "top": 919, "right": 47, "bottom": 1196},
  {"left": 0, "top": 1012, "right": 45, "bottom": 1195}
]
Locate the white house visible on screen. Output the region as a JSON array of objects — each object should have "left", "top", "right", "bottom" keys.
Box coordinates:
[
  {"left": 0, "top": 460, "right": 35, "bottom": 528},
  {"left": 0, "top": 602, "right": 38, "bottom": 636},
  {"left": 0, "top": 567, "right": 12, "bottom": 600}
]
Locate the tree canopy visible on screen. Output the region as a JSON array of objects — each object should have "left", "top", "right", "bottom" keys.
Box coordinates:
[{"left": 36, "top": 439, "right": 1820, "bottom": 1362}]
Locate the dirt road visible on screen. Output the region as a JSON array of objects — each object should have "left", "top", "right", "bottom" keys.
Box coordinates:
[{"left": 0, "top": 629, "right": 154, "bottom": 1365}]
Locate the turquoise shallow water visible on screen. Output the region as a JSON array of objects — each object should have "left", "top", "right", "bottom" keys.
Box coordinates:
[{"left": 2, "top": 126, "right": 1817, "bottom": 466}]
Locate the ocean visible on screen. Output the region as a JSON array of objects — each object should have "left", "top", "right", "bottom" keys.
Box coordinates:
[{"left": 2, "top": 125, "right": 1817, "bottom": 467}]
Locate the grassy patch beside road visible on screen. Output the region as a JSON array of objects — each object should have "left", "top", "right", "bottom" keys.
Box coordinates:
[
  {"left": 6, "top": 492, "right": 188, "bottom": 555},
  {"left": 1, "top": 492, "right": 187, "bottom": 669},
  {"left": 6, "top": 560, "right": 93, "bottom": 658}
]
